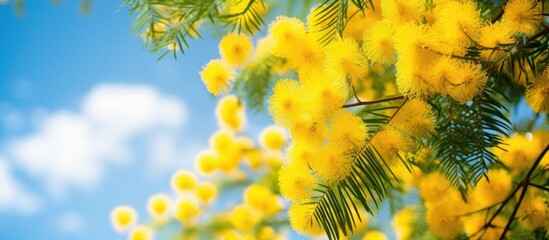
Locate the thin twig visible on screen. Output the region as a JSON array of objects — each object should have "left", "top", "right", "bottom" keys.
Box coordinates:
[
  {"left": 499, "top": 144, "right": 549, "bottom": 239},
  {"left": 343, "top": 95, "right": 405, "bottom": 108}
]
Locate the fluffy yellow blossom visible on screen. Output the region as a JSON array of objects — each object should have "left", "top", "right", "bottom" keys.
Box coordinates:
[
  {"left": 303, "top": 72, "right": 349, "bottom": 116},
  {"left": 391, "top": 99, "right": 435, "bottom": 137},
  {"left": 268, "top": 79, "right": 306, "bottom": 126},
  {"left": 371, "top": 128, "right": 413, "bottom": 164},
  {"left": 243, "top": 184, "right": 281, "bottom": 215},
  {"left": 472, "top": 169, "right": 512, "bottom": 207},
  {"left": 279, "top": 160, "right": 316, "bottom": 201},
  {"left": 173, "top": 199, "right": 200, "bottom": 222},
  {"left": 171, "top": 170, "right": 198, "bottom": 192},
  {"left": 215, "top": 95, "right": 246, "bottom": 132},
  {"left": 434, "top": 1, "right": 482, "bottom": 55},
  {"left": 289, "top": 201, "right": 324, "bottom": 236},
  {"left": 381, "top": 0, "right": 423, "bottom": 26},
  {"left": 363, "top": 230, "right": 388, "bottom": 240},
  {"left": 286, "top": 35, "right": 326, "bottom": 76},
  {"left": 502, "top": 0, "right": 542, "bottom": 34},
  {"left": 259, "top": 125, "right": 287, "bottom": 150},
  {"left": 526, "top": 69, "right": 549, "bottom": 113},
  {"left": 311, "top": 144, "right": 354, "bottom": 183},
  {"left": 392, "top": 206, "right": 416, "bottom": 240},
  {"left": 425, "top": 201, "right": 465, "bottom": 239},
  {"left": 219, "top": 33, "right": 253, "bottom": 67},
  {"left": 268, "top": 16, "right": 307, "bottom": 58},
  {"left": 325, "top": 38, "right": 368, "bottom": 85},
  {"left": 494, "top": 134, "right": 537, "bottom": 173},
  {"left": 110, "top": 206, "right": 137, "bottom": 232},
  {"left": 448, "top": 61, "right": 488, "bottom": 103},
  {"left": 329, "top": 109, "right": 368, "bottom": 151},
  {"left": 231, "top": 204, "right": 258, "bottom": 231},
  {"left": 128, "top": 226, "right": 153, "bottom": 240},
  {"left": 195, "top": 182, "right": 218, "bottom": 203},
  {"left": 286, "top": 141, "right": 316, "bottom": 165},
  {"left": 363, "top": 20, "right": 397, "bottom": 64},
  {"left": 464, "top": 214, "right": 507, "bottom": 239},
  {"left": 479, "top": 23, "right": 514, "bottom": 61},
  {"left": 195, "top": 150, "right": 218, "bottom": 174},
  {"left": 517, "top": 194, "right": 549, "bottom": 230},
  {"left": 428, "top": 56, "right": 460, "bottom": 94},
  {"left": 200, "top": 59, "right": 236, "bottom": 96},
  {"left": 287, "top": 114, "right": 328, "bottom": 148},
  {"left": 147, "top": 194, "right": 171, "bottom": 221},
  {"left": 418, "top": 172, "right": 452, "bottom": 202}
]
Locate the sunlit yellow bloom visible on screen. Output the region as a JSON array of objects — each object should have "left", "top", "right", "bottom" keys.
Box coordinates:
[
  {"left": 289, "top": 201, "right": 324, "bottom": 236},
  {"left": 195, "top": 182, "right": 218, "bottom": 203},
  {"left": 363, "top": 20, "right": 397, "bottom": 64},
  {"left": 268, "top": 79, "right": 306, "bottom": 126},
  {"left": 311, "top": 144, "right": 353, "bottom": 183},
  {"left": 259, "top": 125, "right": 287, "bottom": 150},
  {"left": 434, "top": 1, "right": 482, "bottom": 55},
  {"left": 128, "top": 225, "right": 153, "bottom": 240},
  {"left": 428, "top": 56, "right": 460, "bottom": 94},
  {"left": 362, "top": 230, "right": 388, "bottom": 240},
  {"left": 391, "top": 99, "right": 435, "bottom": 137},
  {"left": 464, "top": 214, "right": 507, "bottom": 239},
  {"left": 517, "top": 194, "right": 549, "bottom": 230},
  {"left": 279, "top": 160, "right": 316, "bottom": 201},
  {"left": 448, "top": 61, "right": 488, "bottom": 103},
  {"left": 325, "top": 38, "right": 368, "bottom": 85},
  {"left": 110, "top": 206, "right": 137, "bottom": 232},
  {"left": 195, "top": 150, "right": 218, "bottom": 175},
  {"left": 286, "top": 35, "right": 326, "bottom": 78},
  {"left": 173, "top": 199, "right": 200, "bottom": 222},
  {"left": 425, "top": 199, "right": 465, "bottom": 239},
  {"left": 502, "top": 0, "right": 542, "bottom": 34},
  {"left": 381, "top": 0, "right": 423, "bottom": 26},
  {"left": 243, "top": 184, "right": 281, "bottom": 215},
  {"left": 418, "top": 171, "right": 451, "bottom": 202},
  {"left": 200, "top": 59, "right": 236, "bottom": 96},
  {"left": 303, "top": 72, "right": 349, "bottom": 116},
  {"left": 493, "top": 134, "right": 537, "bottom": 174},
  {"left": 472, "top": 169, "right": 512, "bottom": 208},
  {"left": 479, "top": 23, "right": 514, "bottom": 61},
  {"left": 268, "top": 16, "right": 307, "bottom": 58},
  {"left": 224, "top": 0, "right": 267, "bottom": 34},
  {"left": 231, "top": 204, "right": 258, "bottom": 231},
  {"left": 288, "top": 114, "right": 328, "bottom": 148},
  {"left": 329, "top": 109, "right": 368, "bottom": 151},
  {"left": 219, "top": 33, "right": 254, "bottom": 67},
  {"left": 147, "top": 194, "right": 171, "bottom": 222},
  {"left": 392, "top": 206, "right": 416, "bottom": 240},
  {"left": 286, "top": 141, "right": 316, "bottom": 166},
  {"left": 215, "top": 95, "right": 246, "bottom": 132},
  {"left": 526, "top": 69, "right": 549, "bottom": 113},
  {"left": 371, "top": 128, "right": 413, "bottom": 164},
  {"left": 171, "top": 170, "right": 198, "bottom": 193}
]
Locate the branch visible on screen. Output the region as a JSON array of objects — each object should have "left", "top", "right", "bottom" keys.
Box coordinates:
[
  {"left": 468, "top": 143, "right": 549, "bottom": 239},
  {"left": 342, "top": 95, "right": 405, "bottom": 108},
  {"left": 500, "top": 144, "right": 549, "bottom": 238}
]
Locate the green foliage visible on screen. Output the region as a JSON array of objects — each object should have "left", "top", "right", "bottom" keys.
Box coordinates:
[
  {"left": 233, "top": 55, "right": 283, "bottom": 113},
  {"left": 431, "top": 88, "right": 511, "bottom": 197}
]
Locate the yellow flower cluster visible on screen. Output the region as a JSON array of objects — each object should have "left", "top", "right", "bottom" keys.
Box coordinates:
[{"left": 110, "top": 97, "right": 292, "bottom": 239}]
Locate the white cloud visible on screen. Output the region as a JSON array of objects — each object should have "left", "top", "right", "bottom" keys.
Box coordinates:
[
  {"left": 8, "top": 84, "right": 188, "bottom": 197},
  {"left": 0, "top": 157, "right": 40, "bottom": 214},
  {"left": 56, "top": 212, "right": 86, "bottom": 233}
]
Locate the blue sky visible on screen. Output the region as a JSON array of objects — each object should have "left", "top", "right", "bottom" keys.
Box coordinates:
[{"left": 0, "top": 1, "right": 272, "bottom": 239}]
